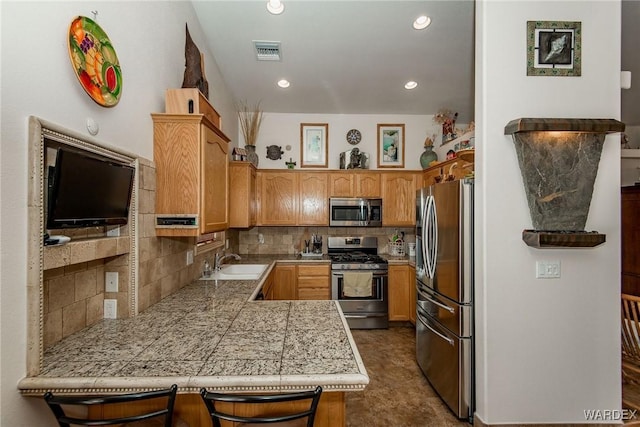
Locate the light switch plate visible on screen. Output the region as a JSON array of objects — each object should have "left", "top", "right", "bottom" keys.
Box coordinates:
[
  {"left": 105, "top": 271, "right": 119, "bottom": 292},
  {"left": 536, "top": 260, "right": 561, "bottom": 279},
  {"left": 186, "top": 250, "right": 194, "bottom": 265}
]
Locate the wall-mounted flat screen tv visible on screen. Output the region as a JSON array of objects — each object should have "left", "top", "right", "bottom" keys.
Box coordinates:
[{"left": 46, "top": 148, "right": 135, "bottom": 229}]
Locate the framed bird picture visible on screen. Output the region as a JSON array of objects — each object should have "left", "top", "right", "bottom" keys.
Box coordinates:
[{"left": 526, "top": 21, "right": 581, "bottom": 77}]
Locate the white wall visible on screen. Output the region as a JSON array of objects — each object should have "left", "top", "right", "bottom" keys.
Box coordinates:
[
  {"left": 240, "top": 112, "right": 464, "bottom": 170},
  {"left": 0, "top": 2, "right": 235, "bottom": 425},
  {"left": 476, "top": 1, "right": 621, "bottom": 424}
]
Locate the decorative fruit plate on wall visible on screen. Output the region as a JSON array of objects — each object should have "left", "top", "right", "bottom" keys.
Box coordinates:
[{"left": 68, "top": 16, "right": 122, "bottom": 107}]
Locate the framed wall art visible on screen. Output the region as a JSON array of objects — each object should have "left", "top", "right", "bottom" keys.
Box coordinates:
[
  {"left": 527, "top": 20, "right": 581, "bottom": 77},
  {"left": 300, "top": 123, "right": 328, "bottom": 168},
  {"left": 377, "top": 124, "right": 405, "bottom": 168}
]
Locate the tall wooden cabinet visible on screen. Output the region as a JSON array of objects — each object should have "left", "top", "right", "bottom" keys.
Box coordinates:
[
  {"left": 382, "top": 172, "right": 421, "bottom": 226},
  {"left": 152, "top": 113, "right": 230, "bottom": 236},
  {"left": 229, "top": 162, "right": 257, "bottom": 228},
  {"left": 299, "top": 173, "right": 329, "bottom": 225}
]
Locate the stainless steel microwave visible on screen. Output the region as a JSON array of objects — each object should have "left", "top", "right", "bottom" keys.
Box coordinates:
[{"left": 329, "top": 198, "right": 382, "bottom": 227}]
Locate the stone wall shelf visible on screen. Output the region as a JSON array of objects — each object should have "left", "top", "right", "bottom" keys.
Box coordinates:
[
  {"left": 43, "top": 236, "right": 130, "bottom": 270},
  {"left": 504, "top": 118, "right": 625, "bottom": 135},
  {"left": 505, "top": 117, "right": 624, "bottom": 236},
  {"left": 522, "top": 230, "right": 606, "bottom": 249}
]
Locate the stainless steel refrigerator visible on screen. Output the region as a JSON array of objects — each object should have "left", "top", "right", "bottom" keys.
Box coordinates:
[{"left": 415, "top": 178, "right": 474, "bottom": 422}]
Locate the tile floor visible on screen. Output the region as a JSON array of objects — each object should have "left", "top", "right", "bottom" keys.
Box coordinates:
[{"left": 346, "top": 323, "right": 470, "bottom": 427}]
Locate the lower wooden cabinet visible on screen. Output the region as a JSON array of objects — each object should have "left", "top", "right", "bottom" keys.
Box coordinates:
[
  {"left": 272, "top": 264, "right": 297, "bottom": 300},
  {"left": 388, "top": 264, "right": 411, "bottom": 321},
  {"left": 409, "top": 264, "right": 416, "bottom": 325},
  {"left": 265, "top": 263, "right": 331, "bottom": 300},
  {"left": 297, "top": 264, "right": 331, "bottom": 300},
  {"left": 263, "top": 270, "right": 275, "bottom": 300}
]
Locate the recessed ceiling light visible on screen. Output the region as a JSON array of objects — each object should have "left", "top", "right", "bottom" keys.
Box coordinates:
[
  {"left": 413, "top": 15, "right": 431, "bottom": 30},
  {"left": 267, "top": 0, "right": 284, "bottom": 15},
  {"left": 404, "top": 81, "right": 418, "bottom": 90},
  {"left": 277, "top": 79, "right": 290, "bottom": 88}
]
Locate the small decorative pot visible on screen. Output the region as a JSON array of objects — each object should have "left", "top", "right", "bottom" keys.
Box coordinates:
[
  {"left": 245, "top": 145, "right": 259, "bottom": 167},
  {"left": 420, "top": 146, "right": 438, "bottom": 169}
]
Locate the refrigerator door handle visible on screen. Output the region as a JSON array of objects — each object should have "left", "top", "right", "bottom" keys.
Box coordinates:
[
  {"left": 425, "top": 195, "right": 438, "bottom": 279},
  {"left": 418, "top": 290, "right": 455, "bottom": 314},
  {"left": 417, "top": 313, "right": 454, "bottom": 346},
  {"left": 420, "top": 196, "right": 429, "bottom": 274}
]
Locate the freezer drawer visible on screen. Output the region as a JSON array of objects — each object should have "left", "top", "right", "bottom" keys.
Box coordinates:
[
  {"left": 417, "top": 281, "right": 472, "bottom": 337},
  {"left": 416, "top": 308, "right": 472, "bottom": 420}
]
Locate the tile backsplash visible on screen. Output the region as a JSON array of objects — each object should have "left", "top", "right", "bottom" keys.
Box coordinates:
[{"left": 233, "top": 226, "right": 415, "bottom": 255}]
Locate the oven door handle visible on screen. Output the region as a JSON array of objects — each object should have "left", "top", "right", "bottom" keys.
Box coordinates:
[
  {"left": 332, "top": 272, "right": 387, "bottom": 277},
  {"left": 417, "top": 288, "right": 455, "bottom": 314}
]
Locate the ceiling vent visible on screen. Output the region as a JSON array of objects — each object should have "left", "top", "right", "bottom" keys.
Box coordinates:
[{"left": 253, "top": 41, "right": 281, "bottom": 61}]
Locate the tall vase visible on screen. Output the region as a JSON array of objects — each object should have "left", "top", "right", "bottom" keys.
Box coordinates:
[
  {"left": 245, "top": 144, "right": 259, "bottom": 167},
  {"left": 420, "top": 146, "right": 438, "bottom": 169}
]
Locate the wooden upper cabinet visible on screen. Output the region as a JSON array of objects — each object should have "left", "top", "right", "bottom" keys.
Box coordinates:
[
  {"left": 329, "top": 173, "right": 354, "bottom": 197},
  {"left": 201, "top": 125, "right": 229, "bottom": 233},
  {"left": 229, "top": 162, "right": 257, "bottom": 228},
  {"left": 382, "top": 172, "right": 421, "bottom": 226},
  {"left": 152, "top": 113, "right": 230, "bottom": 236},
  {"left": 258, "top": 171, "right": 298, "bottom": 225},
  {"left": 356, "top": 173, "right": 381, "bottom": 197},
  {"left": 328, "top": 171, "right": 380, "bottom": 198},
  {"left": 299, "top": 172, "right": 329, "bottom": 225}
]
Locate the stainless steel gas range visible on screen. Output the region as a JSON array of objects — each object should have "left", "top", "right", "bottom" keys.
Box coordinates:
[{"left": 328, "top": 236, "right": 388, "bottom": 329}]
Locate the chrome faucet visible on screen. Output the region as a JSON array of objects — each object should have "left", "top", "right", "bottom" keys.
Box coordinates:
[{"left": 214, "top": 252, "right": 241, "bottom": 271}]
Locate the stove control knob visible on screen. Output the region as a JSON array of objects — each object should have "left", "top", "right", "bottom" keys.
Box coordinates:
[{"left": 371, "top": 264, "right": 379, "bottom": 269}]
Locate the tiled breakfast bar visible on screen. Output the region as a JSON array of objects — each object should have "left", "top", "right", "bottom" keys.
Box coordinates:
[{"left": 18, "top": 260, "right": 369, "bottom": 426}]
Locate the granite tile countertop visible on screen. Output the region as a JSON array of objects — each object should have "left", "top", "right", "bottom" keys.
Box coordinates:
[{"left": 18, "top": 258, "right": 368, "bottom": 396}]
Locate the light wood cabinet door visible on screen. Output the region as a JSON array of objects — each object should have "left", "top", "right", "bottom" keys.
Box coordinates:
[
  {"left": 408, "top": 264, "right": 416, "bottom": 325},
  {"left": 356, "top": 173, "right": 381, "bottom": 197},
  {"left": 388, "top": 264, "right": 411, "bottom": 321},
  {"left": 297, "top": 264, "right": 331, "bottom": 300},
  {"left": 328, "top": 172, "right": 380, "bottom": 198},
  {"left": 329, "top": 173, "right": 354, "bottom": 197},
  {"left": 263, "top": 269, "right": 275, "bottom": 300},
  {"left": 299, "top": 173, "right": 329, "bottom": 225},
  {"left": 273, "top": 264, "right": 297, "bottom": 300},
  {"left": 229, "top": 162, "right": 257, "bottom": 228},
  {"left": 201, "top": 125, "right": 229, "bottom": 234},
  {"left": 258, "top": 172, "right": 298, "bottom": 225},
  {"left": 382, "top": 172, "right": 421, "bottom": 226},
  {"left": 152, "top": 114, "right": 230, "bottom": 237}
]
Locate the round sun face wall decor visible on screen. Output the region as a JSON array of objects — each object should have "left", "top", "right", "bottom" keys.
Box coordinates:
[
  {"left": 346, "top": 129, "right": 362, "bottom": 145},
  {"left": 68, "top": 16, "right": 122, "bottom": 107}
]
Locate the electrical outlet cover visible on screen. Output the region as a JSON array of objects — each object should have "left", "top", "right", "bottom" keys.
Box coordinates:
[{"left": 104, "top": 299, "right": 117, "bottom": 319}]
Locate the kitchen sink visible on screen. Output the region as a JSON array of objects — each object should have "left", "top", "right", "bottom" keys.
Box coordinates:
[{"left": 201, "top": 264, "right": 268, "bottom": 281}]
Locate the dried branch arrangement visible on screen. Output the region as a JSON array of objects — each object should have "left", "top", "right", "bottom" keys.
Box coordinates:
[{"left": 237, "top": 100, "right": 264, "bottom": 146}]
